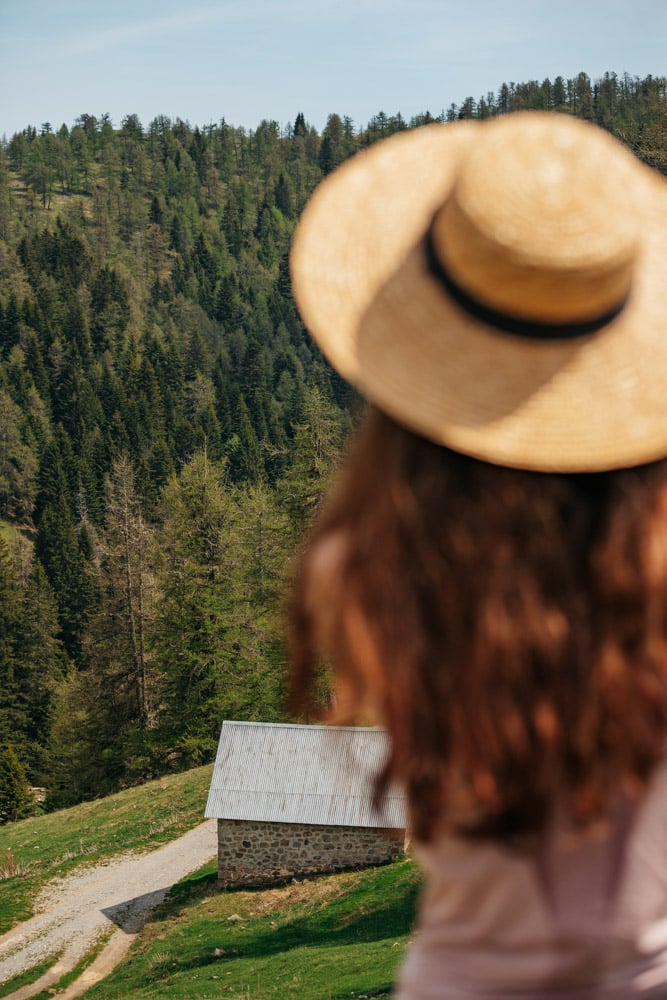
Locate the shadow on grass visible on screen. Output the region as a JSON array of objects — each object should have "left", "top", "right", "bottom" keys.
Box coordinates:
[
  {"left": 101, "top": 884, "right": 179, "bottom": 933},
  {"left": 156, "top": 862, "right": 420, "bottom": 977},
  {"left": 245, "top": 891, "right": 418, "bottom": 955},
  {"left": 164, "top": 866, "right": 219, "bottom": 904},
  {"left": 328, "top": 988, "right": 393, "bottom": 1000}
]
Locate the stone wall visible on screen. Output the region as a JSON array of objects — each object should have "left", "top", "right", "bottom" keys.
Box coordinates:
[{"left": 217, "top": 818, "right": 406, "bottom": 888}]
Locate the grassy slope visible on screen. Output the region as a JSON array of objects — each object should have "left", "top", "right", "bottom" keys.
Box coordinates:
[
  {"left": 1, "top": 763, "right": 421, "bottom": 998},
  {"left": 79, "top": 856, "right": 421, "bottom": 1000},
  {"left": 0, "top": 764, "right": 213, "bottom": 932}
]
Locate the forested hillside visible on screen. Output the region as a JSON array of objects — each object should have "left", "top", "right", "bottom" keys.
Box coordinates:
[{"left": 0, "top": 70, "right": 665, "bottom": 814}]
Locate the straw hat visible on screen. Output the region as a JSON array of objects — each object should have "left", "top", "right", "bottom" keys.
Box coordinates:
[{"left": 290, "top": 112, "right": 667, "bottom": 472}]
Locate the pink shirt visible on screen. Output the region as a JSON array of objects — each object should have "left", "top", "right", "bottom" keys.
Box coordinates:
[{"left": 397, "top": 761, "right": 667, "bottom": 997}]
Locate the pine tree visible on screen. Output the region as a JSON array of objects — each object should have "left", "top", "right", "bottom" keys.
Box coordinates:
[
  {"left": 233, "top": 481, "right": 291, "bottom": 718},
  {"left": 155, "top": 451, "right": 247, "bottom": 763},
  {"left": 78, "top": 455, "right": 158, "bottom": 787},
  {"left": 0, "top": 389, "right": 38, "bottom": 522},
  {"left": 278, "top": 386, "right": 347, "bottom": 536},
  {"left": 0, "top": 539, "right": 23, "bottom": 754},
  {"left": 88, "top": 455, "right": 157, "bottom": 729},
  {"left": 16, "top": 560, "right": 69, "bottom": 780},
  {"left": 0, "top": 746, "right": 33, "bottom": 823},
  {"left": 227, "top": 394, "right": 262, "bottom": 483},
  {"left": 36, "top": 494, "right": 98, "bottom": 664},
  {"left": 43, "top": 667, "right": 94, "bottom": 807}
]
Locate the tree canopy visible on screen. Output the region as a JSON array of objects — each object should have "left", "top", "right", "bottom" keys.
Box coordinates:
[{"left": 0, "top": 71, "right": 665, "bottom": 811}]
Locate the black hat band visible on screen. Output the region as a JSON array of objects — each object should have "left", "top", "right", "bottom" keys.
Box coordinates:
[{"left": 425, "top": 222, "right": 628, "bottom": 341}]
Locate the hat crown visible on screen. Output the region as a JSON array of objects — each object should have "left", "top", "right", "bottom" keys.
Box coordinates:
[{"left": 432, "top": 114, "right": 641, "bottom": 324}]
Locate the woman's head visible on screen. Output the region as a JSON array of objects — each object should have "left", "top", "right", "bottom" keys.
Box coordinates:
[
  {"left": 288, "top": 112, "right": 667, "bottom": 841},
  {"left": 290, "top": 410, "right": 667, "bottom": 840}
]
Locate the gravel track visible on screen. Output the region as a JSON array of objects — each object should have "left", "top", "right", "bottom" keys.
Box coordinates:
[{"left": 0, "top": 818, "right": 217, "bottom": 999}]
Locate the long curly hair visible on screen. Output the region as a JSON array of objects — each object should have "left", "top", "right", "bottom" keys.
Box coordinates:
[{"left": 289, "top": 407, "right": 667, "bottom": 843}]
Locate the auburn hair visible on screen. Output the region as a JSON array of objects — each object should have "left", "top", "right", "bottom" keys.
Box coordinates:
[{"left": 289, "top": 408, "right": 667, "bottom": 843}]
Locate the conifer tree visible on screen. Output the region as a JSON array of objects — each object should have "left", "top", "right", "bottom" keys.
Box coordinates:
[
  {"left": 278, "top": 386, "right": 347, "bottom": 536},
  {"left": 0, "top": 746, "right": 33, "bottom": 823},
  {"left": 18, "top": 561, "right": 69, "bottom": 779},
  {"left": 0, "top": 539, "right": 23, "bottom": 754},
  {"left": 155, "top": 452, "right": 250, "bottom": 763},
  {"left": 36, "top": 493, "right": 98, "bottom": 664},
  {"left": 71, "top": 455, "right": 158, "bottom": 789},
  {"left": 0, "top": 389, "right": 38, "bottom": 522},
  {"left": 233, "top": 481, "right": 291, "bottom": 718},
  {"left": 88, "top": 455, "right": 157, "bottom": 729}
]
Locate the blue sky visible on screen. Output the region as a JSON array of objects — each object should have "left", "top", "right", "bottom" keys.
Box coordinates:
[{"left": 0, "top": 0, "right": 664, "bottom": 138}]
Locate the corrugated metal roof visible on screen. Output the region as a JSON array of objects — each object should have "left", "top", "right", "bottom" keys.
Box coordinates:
[{"left": 205, "top": 721, "right": 407, "bottom": 829}]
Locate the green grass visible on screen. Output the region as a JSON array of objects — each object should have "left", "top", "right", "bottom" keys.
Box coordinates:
[
  {"left": 27, "top": 931, "right": 115, "bottom": 1000},
  {"left": 0, "top": 954, "right": 59, "bottom": 998},
  {"left": 0, "top": 765, "right": 212, "bottom": 932},
  {"left": 78, "top": 856, "right": 421, "bottom": 999},
  {"left": 0, "top": 764, "right": 420, "bottom": 998},
  {"left": 0, "top": 935, "right": 111, "bottom": 1000}
]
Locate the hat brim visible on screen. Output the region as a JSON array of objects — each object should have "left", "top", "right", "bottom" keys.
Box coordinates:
[{"left": 291, "top": 120, "right": 667, "bottom": 472}]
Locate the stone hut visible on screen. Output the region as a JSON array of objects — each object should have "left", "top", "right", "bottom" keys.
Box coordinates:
[{"left": 205, "top": 721, "right": 407, "bottom": 888}]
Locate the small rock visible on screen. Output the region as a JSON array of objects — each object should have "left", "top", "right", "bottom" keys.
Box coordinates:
[{"left": 227, "top": 913, "right": 243, "bottom": 922}]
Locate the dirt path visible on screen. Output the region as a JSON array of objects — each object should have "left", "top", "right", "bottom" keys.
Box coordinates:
[{"left": 0, "top": 819, "right": 217, "bottom": 999}]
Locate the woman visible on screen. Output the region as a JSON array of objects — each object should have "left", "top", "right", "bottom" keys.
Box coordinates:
[{"left": 288, "top": 112, "right": 667, "bottom": 996}]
